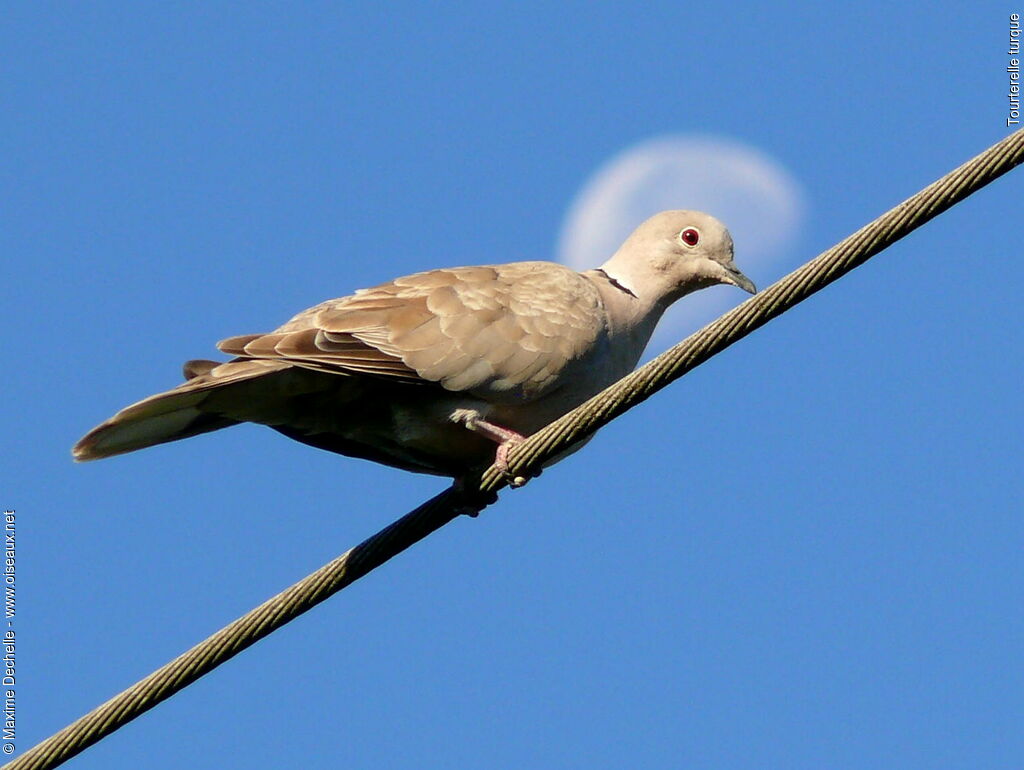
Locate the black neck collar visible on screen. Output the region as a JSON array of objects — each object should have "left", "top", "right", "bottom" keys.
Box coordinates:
[{"left": 595, "top": 268, "right": 637, "bottom": 298}]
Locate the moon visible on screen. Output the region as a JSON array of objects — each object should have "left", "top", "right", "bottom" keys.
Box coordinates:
[{"left": 557, "top": 135, "right": 806, "bottom": 354}]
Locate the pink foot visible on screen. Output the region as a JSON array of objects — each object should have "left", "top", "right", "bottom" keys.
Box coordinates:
[
  {"left": 494, "top": 440, "right": 529, "bottom": 487},
  {"left": 454, "top": 411, "right": 534, "bottom": 487}
]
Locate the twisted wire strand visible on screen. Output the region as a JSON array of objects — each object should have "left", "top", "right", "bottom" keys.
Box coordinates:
[{"left": 9, "top": 127, "right": 1023, "bottom": 770}]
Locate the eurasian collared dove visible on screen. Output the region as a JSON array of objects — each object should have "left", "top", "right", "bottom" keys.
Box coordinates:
[{"left": 72, "top": 210, "right": 755, "bottom": 479}]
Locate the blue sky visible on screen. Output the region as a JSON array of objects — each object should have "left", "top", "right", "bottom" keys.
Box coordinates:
[{"left": 6, "top": 3, "right": 1022, "bottom": 768}]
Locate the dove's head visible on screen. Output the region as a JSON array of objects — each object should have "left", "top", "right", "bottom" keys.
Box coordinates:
[{"left": 601, "top": 210, "right": 756, "bottom": 307}]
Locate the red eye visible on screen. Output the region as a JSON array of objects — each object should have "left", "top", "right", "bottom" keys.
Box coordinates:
[{"left": 680, "top": 228, "right": 700, "bottom": 246}]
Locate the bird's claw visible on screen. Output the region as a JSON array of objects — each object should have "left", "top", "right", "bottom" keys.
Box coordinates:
[
  {"left": 495, "top": 439, "right": 542, "bottom": 488},
  {"left": 494, "top": 440, "right": 521, "bottom": 486}
]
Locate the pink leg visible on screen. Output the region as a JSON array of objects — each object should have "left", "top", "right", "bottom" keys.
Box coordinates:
[
  {"left": 468, "top": 419, "right": 525, "bottom": 450},
  {"left": 454, "top": 412, "right": 531, "bottom": 486}
]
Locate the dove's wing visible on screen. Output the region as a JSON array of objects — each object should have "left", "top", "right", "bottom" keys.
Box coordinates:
[{"left": 218, "top": 262, "right": 608, "bottom": 401}]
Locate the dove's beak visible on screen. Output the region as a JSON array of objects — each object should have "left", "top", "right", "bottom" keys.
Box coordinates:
[{"left": 724, "top": 265, "right": 757, "bottom": 295}]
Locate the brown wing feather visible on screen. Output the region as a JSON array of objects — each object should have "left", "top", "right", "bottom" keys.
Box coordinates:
[{"left": 214, "top": 262, "right": 606, "bottom": 401}]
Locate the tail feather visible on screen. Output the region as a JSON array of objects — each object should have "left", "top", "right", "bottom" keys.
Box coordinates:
[
  {"left": 182, "top": 358, "right": 220, "bottom": 380},
  {"left": 72, "top": 386, "right": 238, "bottom": 462},
  {"left": 72, "top": 359, "right": 294, "bottom": 462}
]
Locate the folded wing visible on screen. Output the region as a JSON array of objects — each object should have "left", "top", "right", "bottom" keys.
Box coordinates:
[{"left": 219, "top": 262, "right": 606, "bottom": 401}]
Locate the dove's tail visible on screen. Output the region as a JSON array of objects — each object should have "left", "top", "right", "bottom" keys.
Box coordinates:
[{"left": 71, "top": 358, "right": 292, "bottom": 462}]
